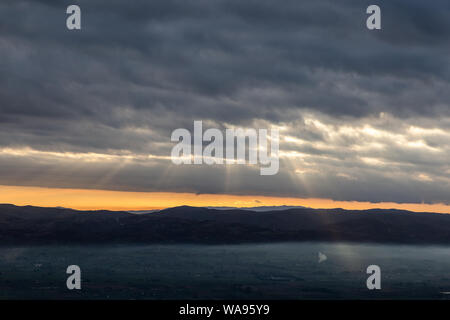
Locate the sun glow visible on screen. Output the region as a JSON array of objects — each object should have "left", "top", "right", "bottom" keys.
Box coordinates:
[{"left": 0, "top": 185, "right": 449, "bottom": 213}]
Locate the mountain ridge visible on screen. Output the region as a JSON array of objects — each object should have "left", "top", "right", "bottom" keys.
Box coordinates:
[{"left": 0, "top": 203, "right": 449, "bottom": 245}]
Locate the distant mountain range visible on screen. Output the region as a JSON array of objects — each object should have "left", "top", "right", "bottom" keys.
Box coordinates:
[
  {"left": 205, "top": 205, "right": 307, "bottom": 212},
  {"left": 0, "top": 204, "right": 449, "bottom": 245},
  {"left": 127, "top": 206, "right": 307, "bottom": 213}
]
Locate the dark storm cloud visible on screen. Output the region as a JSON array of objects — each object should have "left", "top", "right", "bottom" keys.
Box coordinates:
[
  {"left": 1, "top": 0, "right": 449, "bottom": 127},
  {"left": 0, "top": 0, "right": 449, "bottom": 204},
  {"left": 0, "top": 153, "right": 448, "bottom": 205}
]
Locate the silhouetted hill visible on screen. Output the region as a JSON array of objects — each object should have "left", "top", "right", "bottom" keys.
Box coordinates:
[
  {"left": 205, "top": 205, "right": 306, "bottom": 212},
  {"left": 0, "top": 204, "right": 449, "bottom": 245}
]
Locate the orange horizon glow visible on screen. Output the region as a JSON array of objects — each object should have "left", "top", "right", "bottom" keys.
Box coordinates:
[{"left": 0, "top": 185, "right": 449, "bottom": 214}]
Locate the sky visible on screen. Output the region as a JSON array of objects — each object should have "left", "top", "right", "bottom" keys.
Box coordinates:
[{"left": 0, "top": 0, "right": 449, "bottom": 212}]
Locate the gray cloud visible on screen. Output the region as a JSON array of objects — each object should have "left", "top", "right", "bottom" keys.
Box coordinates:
[{"left": 0, "top": 0, "right": 449, "bottom": 204}]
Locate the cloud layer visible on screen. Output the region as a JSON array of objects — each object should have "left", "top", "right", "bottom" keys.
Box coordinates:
[{"left": 0, "top": 0, "right": 449, "bottom": 204}]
